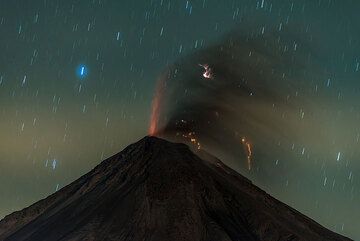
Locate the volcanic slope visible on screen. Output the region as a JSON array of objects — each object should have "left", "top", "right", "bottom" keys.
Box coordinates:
[{"left": 0, "top": 136, "right": 352, "bottom": 241}]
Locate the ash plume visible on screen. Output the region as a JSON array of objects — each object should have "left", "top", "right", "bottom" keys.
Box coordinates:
[{"left": 150, "top": 23, "right": 332, "bottom": 168}]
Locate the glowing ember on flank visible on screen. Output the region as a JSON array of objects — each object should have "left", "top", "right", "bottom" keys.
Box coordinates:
[
  {"left": 242, "top": 137, "right": 253, "bottom": 170},
  {"left": 199, "top": 64, "right": 213, "bottom": 79},
  {"left": 179, "top": 132, "right": 202, "bottom": 150}
]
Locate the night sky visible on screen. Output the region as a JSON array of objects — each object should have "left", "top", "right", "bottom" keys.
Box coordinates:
[{"left": 0, "top": 0, "right": 359, "bottom": 239}]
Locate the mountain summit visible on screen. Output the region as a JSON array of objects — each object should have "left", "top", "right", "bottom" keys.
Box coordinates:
[{"left": 0, "top": 136, "right": 352, "bottom": 241}]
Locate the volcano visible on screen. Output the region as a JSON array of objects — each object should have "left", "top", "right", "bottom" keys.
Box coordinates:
[{"left": 0, "top": 137, "right": 352, "bottom": 241}]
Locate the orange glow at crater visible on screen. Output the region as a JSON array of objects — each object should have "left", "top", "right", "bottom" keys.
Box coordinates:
[{"left": 149, "top": 76, "right": 166, "bottom": 136}]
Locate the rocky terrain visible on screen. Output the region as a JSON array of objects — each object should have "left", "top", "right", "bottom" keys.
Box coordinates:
[{"left": 0, "top": 136, "right": 352, "bottom": 241}]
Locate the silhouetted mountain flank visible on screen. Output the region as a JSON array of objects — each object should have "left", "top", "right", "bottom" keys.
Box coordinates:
[{"left": 0, "top": 136, "right": 352, "bottom": 241}]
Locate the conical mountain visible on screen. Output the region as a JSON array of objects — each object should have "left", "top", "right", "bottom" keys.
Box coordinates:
[{"left": 0, "top": 136, "right": 352, "bottom": 241}]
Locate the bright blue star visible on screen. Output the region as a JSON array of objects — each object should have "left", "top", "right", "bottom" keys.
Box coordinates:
[{"left": 76, "top": 64, "right": 88, "bottom": 79}]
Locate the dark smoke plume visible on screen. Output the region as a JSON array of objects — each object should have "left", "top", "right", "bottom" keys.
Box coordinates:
[{"left": 151, "top": 22, "right": 338, "bottom": 170}]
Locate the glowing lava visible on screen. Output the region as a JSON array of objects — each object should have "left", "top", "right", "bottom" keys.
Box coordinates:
[
  {"left": 241, "top": 137, "right": 253, "bottom": 170},
  {"left": 149, "top": 76, "right": 166, "bottom": 136},
  {"left": 179, "top": 132, "right": 202, "bottom": 150}
]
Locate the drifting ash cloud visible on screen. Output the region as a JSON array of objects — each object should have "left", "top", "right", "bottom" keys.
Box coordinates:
[{"left": 149, "top": 22, "right": 359, "bottom": 173}]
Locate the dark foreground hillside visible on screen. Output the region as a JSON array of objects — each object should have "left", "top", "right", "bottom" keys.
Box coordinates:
[{"left": 0, "top": 136, "right": 352, "bottom": 241}]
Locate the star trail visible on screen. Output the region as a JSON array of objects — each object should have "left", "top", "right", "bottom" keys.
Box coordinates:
[{"left": 0, "top": 0, "right": 359, "bottom": 239}]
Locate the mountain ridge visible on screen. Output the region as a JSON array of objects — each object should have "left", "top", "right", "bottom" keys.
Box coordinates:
[{"left": 0, "top": 136, "right": 352, "bottom": 241}]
